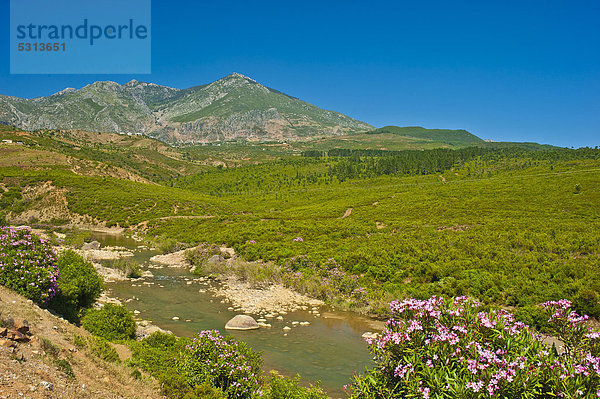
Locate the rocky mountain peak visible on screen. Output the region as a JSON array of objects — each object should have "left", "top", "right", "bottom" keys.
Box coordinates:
[{"left": 0, "top": 73, "right": 373, "bottom": 144}]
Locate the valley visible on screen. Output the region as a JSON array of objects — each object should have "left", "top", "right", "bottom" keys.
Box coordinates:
[{"left": 0, "top": 107, "right": 598, "bottom": 398}]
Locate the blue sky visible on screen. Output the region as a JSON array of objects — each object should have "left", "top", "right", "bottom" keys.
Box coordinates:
[{"left": 1, "top": 0, "right": 598, "bottom": 147}]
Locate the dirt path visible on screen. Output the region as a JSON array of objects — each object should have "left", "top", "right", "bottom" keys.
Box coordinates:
[{"left": 341, "top": 208, "right": 353, "bottom": 218}]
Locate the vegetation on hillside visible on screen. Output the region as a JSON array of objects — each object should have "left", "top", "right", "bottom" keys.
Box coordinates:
[{"left": 1, "top": 140, "right": 599, "bottom": 323}]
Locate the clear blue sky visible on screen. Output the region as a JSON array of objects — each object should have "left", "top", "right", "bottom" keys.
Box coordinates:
[{"left": 1, "top": 0, "right": 598, "bottom": 147}]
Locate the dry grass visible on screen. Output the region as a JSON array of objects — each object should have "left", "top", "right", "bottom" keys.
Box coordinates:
[{"left": 0, "top": 285, "right": 164, "bottom": 398}]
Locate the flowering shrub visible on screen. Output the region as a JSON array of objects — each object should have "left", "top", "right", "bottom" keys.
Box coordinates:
[
  {"left": 348, "top": 296, "right": 600, "bottom": 398},
  {"left": 185, "top": 243, "right": 224, "bottom": 270},
  {"left": 130, "top": 331, "right": 327, "bottom": 398},
  {"left": 0, "top": 226, "right": 58, "bottom": 303},
  {"left": 180, "top": 330, "right": 263, "bottom": 398},
  {"left": 283, "top": 257, "right": 367, "bottom": 307}
]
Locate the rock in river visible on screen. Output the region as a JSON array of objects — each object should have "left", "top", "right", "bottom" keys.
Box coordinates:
[
  {"left": 225, "top": 315, "right": 259, "bottom": 330},
  {"left": 82, "top": 240, "right": 101, "bottom": 250}
]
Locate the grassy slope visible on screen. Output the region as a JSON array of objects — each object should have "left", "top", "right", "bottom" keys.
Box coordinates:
[
  {"left": 368, "top": 126, "right": 485, "bottom": 146},
  {"left": 0, "top": 128, "right": 207, "bottom": 182}
]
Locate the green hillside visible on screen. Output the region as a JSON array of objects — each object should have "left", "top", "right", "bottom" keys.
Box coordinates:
[
  {"left": 368, "top": 125, "right": 485, "bottom": 146},
  {"left": 1, "top": 131, "right": 598, "bottom": 322}
]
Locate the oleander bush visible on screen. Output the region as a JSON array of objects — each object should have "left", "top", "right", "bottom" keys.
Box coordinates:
[
  {"left": 47, "top": 249, "right": 103, "bottom": 322},
  {"left": 0, "top": 226, "right": 58, "bottom": 303},
  {"left": 348, "top": 296, "right": 600, "bottom": 398},
  {"left": 179, "top": 330, "right": 263, "bottom": 398},
  {"left": 81, "top": 303, "right": 136, "bottom": 341},
  {"left": 129, "top": 331, "right": 327, "bottom": 399}
]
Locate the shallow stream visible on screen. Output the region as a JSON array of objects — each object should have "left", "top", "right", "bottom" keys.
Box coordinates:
[{"left": 91, "top": 232, "right": 376, "bottom": 397}]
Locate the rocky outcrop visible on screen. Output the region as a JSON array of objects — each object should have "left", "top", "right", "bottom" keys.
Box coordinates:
[{"left": 0, "top": 317, "right": 31, "bottom": 347}]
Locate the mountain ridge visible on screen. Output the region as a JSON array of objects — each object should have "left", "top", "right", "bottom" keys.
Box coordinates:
[{"left": 0, "top": 73, "right": 373, "bottom": 144}]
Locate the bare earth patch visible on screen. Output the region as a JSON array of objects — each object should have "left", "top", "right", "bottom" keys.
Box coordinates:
[{"left": 0, "top": 286, "right": 162, "bottom": 399}]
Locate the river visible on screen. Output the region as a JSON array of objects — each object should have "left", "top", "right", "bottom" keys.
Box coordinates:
[{"left": 91, "top": 232, "right": 376, "bottom": 398}]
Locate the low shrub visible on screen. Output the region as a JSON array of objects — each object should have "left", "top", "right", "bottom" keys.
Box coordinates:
[
  {"left": 183, "top": 383, "right": 227, "bottom": 399},
  {"left": 186, "top": 243, "right": 223, "bottom": 273},
  {"left": 47, "top": 249, "right": 103, "bottom": 322},
  {"left": 88, "top": 335, "right": 120, "bottom": 363},
  {"left": 349, "top": 296, "right": 600, "bottom": 398},
  {"left": 129, "top": 332, "right": 185, "bottom": 382},
  {"left": 81, "top": 303, "right": 136, "bottom": 341},
  {"left": 265, "top": 373, "right": 327, "bottom": 399},
  {"left": 156, "top": 237, "right": 187, "bottom": 254},
  {"left": 0, "top": 226, "right": 58, "bottom": 303},
  {"left": 55, "top": 358, "right": 75, "bottom": 379},
  {"left": 64, "top": 229, "right": 93, "bottom": 248},
  {"left": 109, "top": 258, "right": 141, "bottom": 278}
]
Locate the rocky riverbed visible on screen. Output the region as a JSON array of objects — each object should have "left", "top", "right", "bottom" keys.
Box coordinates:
[{"left": 216, "top": 277, "right": 324, "bottom": 315}]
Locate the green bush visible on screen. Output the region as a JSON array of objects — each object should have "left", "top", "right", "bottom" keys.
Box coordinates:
[
  {"left": 129, "top": 332, "right": 194, "bottom": 398},
  {"left": 183, "top": 383, "right": 227, "bottom": 399},
  {"left": 88, "top": 335, "right": 120, "bottom": 363},
  {"left": 109, "top": 258, "right": 141, "bottom": 278},
  {"left": 47, "top": 250, "right": 103, "bottom": 322},
  {"left": 81, "top": 304, "right": 136, "bottom": 341},
  {"left": 574, "top": 289, "right": 600, "bottom": 319},
  {"left": 0, "top": 226, "right": 59, "bottom": 303},
  {"left": 265, "top": 373, "right": 327, "bottom": 399},
  {"left": 64, "top": 229, "right": 93, "bottom": 248}
]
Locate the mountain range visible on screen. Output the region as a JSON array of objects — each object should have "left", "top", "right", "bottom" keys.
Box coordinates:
[{"left": 0, "top": 73, "right": 373, "bottom": 144}]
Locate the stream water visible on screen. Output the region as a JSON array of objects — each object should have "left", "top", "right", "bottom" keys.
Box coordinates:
[{"left": 90, "top": 232, "right": 376, "bottom": 398}]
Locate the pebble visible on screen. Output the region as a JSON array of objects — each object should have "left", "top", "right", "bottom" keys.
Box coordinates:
[
  {"left": 283, "top": 326, "right": 291, "bottom": 331},
  {"left": 40, "top": 381, "right": 53, "bottom": 391},
  {"left": 276, "top": 316, "right": 284, "bottom": 321},
  {"left": 300, "top": 321, "right": 310, "bottom": 326},
  {"left": 172, "top": 316, "right": 180, "bottom": 321}
]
